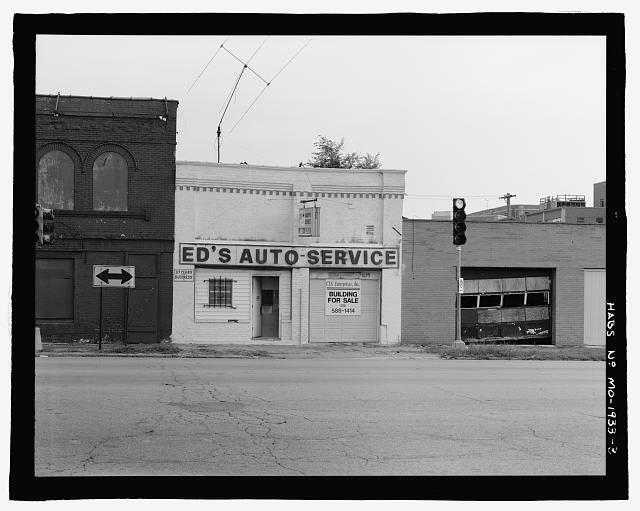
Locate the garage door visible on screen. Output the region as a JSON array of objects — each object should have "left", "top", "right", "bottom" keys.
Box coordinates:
[
  {"left": 309, "top": 271, "right": 379, "bottom": 343},
  {"left": 584, "top": 269, "right": 606, "bottom": 346}
]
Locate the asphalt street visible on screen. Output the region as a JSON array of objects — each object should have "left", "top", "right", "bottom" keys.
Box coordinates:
[{"left": 35, "top": 356, "right": 605, "bottom": 476}]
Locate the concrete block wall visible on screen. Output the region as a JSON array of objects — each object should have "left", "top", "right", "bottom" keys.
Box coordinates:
[
  {"left": 173, "top": 162, "right": 405, "bottom": 345},
  {"left": 402, "top": 219, "right": 606, "bottom": 346},
  {"left": 176, "top": 162, "right": 405, "bottom": 247},
  {"left": 291, "top": 267, "right": 310, "bottom": 344},
  {"left": 380, "top": 267, "right": 402, "bottom": 345}
]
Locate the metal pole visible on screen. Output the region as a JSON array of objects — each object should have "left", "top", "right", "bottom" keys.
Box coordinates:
[
  {"left": 217, "top": 126, "right": 221, "bottom": 163},
  {"left": 452, "top": 245, "right": 466, "bottom": 348},
  {"left": 124, "top": 288, "right": 129, "bottom": 346},
  {"left": 456, "top": 246, "right": 462, "bottom": 341},
  {"left": 98, "top": 287, "right": 103, "bottom": 351}
]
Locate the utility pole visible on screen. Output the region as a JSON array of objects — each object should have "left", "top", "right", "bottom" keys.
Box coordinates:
[{"left": 500, "top": 193, "right": 517, "bottom": 219}]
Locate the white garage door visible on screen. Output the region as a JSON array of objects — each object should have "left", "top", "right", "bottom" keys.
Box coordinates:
[
  {"left": 584, "top": 269, "right": 606, "bottom": 346},
  {"left": 309, "top": 271, "right": 380, "bottom": 343}
]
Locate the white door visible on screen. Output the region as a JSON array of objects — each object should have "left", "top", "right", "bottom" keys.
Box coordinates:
[
  {"left": 583, "top": 269, "right": 606, "bottom": 346},
  {"left": 252, "top": 277, "right": 262, "bottom": 338}
]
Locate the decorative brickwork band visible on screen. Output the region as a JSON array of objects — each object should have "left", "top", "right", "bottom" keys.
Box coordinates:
[{"left": 175, "top": 185, "right": 403, "bottom": 199}]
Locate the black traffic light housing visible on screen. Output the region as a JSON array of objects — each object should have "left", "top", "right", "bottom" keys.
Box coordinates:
[
  {"left": 35, "top": 204, "right": 43, "bottom": 244},
  {"left": 42, "top": 207, "right": 55, "bottom": 244},
  {"left": 453, "top": 197, "right": 467, "bottom": 245}
]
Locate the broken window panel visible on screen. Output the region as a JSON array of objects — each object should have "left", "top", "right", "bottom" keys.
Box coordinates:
[
  {"left": 479, "top": 294, "right": 501, "bottom": 308},
  {"left": 526, "top": 292, "right": 549, "bottom": 306},
  {"left": 93, "top": 152, "right": 128, "bottom": 211},
  {"left": 37, "top": 150, "right": 74, "bottom": 210},
  {"left": 461, "top": 295, "right": 479, "bottom": 308},
  {"left": 502, "top": 293, "right": 525, "bottom": 307}
]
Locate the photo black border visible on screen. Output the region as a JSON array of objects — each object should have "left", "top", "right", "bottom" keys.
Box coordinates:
[{"left": 11, "top": 11, "right": 627, "bottom": 501}]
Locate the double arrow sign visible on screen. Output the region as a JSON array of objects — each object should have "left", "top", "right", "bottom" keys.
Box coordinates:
[{"left": 93, "top": 265, "right": 136, "bottom": 288}]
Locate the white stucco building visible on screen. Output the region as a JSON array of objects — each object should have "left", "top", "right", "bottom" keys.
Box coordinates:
[{"left": 172, "top": 161, "right": 406, "bottom": 345}]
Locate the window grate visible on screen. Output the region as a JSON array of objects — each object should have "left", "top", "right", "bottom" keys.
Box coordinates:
[{"left": 207, "top": 277, "right": 235, "bottom": 308}]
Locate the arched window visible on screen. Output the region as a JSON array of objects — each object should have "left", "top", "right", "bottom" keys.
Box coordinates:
[
  {"left": 93, "top": 152, "right": 128, "bottom": 211},
  {"left": 37, "top": 150, "right": 75, "bottom": 210}
]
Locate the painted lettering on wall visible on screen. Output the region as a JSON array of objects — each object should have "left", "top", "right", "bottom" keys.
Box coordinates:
[{"left": 179, "top": 243, "right": 399, "bottom": 268}]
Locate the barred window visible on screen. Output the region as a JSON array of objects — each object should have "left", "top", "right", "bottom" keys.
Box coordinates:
[{"left": 208, "top": 278, "right": 234, "bottom": 308}]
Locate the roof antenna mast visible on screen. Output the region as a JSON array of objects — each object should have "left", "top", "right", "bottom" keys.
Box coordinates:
[{"left": 217, "top": 64, "right": 247, "bottom": 163}]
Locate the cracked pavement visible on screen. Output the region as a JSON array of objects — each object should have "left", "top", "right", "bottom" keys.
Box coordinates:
[{"left": 35, "top": 357, "right": 605, "bottom": 475}]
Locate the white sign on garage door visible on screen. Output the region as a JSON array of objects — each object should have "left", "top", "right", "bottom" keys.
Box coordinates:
[{"left": 325, "top": 279, "right": 361, "bottom": 315}]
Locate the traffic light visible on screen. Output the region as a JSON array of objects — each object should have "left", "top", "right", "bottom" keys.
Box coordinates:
[
  {"left": 42, "top": 207, "right": 55, "bottom": 244},
  {"left": 35, "top": 204, "right": 43, "bottom": 244},
  {"left": 453, "top": 197, "right": 467, "bottom": 245}
]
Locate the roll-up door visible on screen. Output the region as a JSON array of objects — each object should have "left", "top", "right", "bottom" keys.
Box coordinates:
[
  {"left": 584, "top": 269, "right": 606, "bottom": 346},
  {"left": 309, "top": 271, "right": 380, "bottom": 343}
]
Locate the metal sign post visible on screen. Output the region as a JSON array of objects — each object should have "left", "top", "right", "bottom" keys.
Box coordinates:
[
  {"left": 452, "top": 246, "right": 466, "bottom": 349},
  {"left": 93, "top": 266, "right": 136, "bottom": 349}
]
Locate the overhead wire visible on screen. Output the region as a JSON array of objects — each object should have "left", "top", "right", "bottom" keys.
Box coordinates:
[
  {"left": 185, "top": 36, "right": 230, "bottom": 95},
  {"left": 229, "top": 38, "right": 313, "bottom": 135}
]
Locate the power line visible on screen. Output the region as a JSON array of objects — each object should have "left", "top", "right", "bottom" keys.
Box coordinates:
[
  {"left": 229, "top": 38, "right": 313, "bottom": 135},
  {"left": 185, "top": 36, "right": 230, "bottom": 95},
  {"left": 246, "top": 36, "right": 270, "bottom": 65}
]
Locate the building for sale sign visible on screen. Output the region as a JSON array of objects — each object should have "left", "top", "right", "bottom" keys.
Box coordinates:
[{"left": 325, "top": 279, "right": 361, "bottom": 316}]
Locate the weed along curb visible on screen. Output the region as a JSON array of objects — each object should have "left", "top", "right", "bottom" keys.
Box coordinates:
[{"left": 38, "top": 342, "right": 605, "bottom": 361}]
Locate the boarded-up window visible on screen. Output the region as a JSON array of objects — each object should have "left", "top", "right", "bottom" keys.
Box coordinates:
[
  {"left": 93, "top": 152, "right": 128, "bottom": 211},
  {"left": 37, "top": 150, "right": 74, "bottom": 210},
  {"left": 36, "top": 259, "right": 74, "bottom": 320}
]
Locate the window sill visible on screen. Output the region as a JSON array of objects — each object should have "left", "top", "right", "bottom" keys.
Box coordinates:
[{"left": 55, "top": 210, "right": 148, "bottom": 220}]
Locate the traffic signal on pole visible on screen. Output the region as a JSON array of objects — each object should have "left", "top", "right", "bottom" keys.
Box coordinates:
[
  {"left": 453, "top": 197, "right": 467, "bottom": 245},
  {"left": 41, "top": 207, "right": 55, "bottom": 244},
  {"left": 35, "top": 204, "right": 43, "bottom": 244}
]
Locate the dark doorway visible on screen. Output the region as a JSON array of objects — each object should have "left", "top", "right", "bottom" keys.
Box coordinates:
[
  {"left": 126, "top": 254, "right": 159, "bottom": 343},
  {"left": 252, "top": 276, "right": 279, "bottom": 339}
]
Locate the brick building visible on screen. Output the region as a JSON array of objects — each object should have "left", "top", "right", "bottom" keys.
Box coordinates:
[
  {"left": 35, "top": 94, "right": 178, "bottom": 343},
  {"left": 172, "top": 162, "right": 405, "bottom": 345},
  {"left": 402, "top": 219, "right": 606, "bottom": 346}
]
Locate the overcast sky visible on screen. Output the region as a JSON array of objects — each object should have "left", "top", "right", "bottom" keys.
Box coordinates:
[{"left": 36, "top": 34, "right": 606, "bottom": 218}]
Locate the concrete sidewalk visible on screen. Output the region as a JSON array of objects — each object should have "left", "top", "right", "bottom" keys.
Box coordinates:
[{"left": 39, "top": 342, "right": 442, "bottom": 360}]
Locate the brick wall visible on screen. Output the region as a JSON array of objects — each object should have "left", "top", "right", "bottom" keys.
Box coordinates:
[
  {"left": 402, "top": 219, "right": 606, "bottom": 346},
  {"left": 35, "top": 95, "right": 178, "bottom": 342}
]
